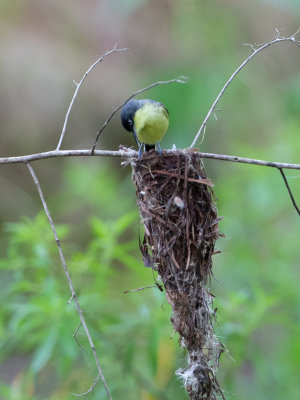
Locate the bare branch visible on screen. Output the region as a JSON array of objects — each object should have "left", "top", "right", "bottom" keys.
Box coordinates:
[
  {"left": 1, "top": 148, "right": 300, "bottom": 171},
  {"left": 26, "top": 162, "right": 112, "bottom": 400},
  {"left": 90, "top": 76, "right": 189, "bottom": 154},
  {"left": 73, "top": 322, "right": 88, "bottom": 354},
  {"left": 67, "top": 293, "right": 74, "bottom": 304},
  {"left": 193, "top": 150, "right": 300, "bottom": 170},
  {"left": 71, "top": 375, "right": 101, "bottom": 397},
  {"left": 278, "top": 168, "right": 300, "bottom": 216},
  {"left": 124, "top": 285, "right": 157, "bottom": 293},
  {"left": 57, "top": 44, "right": 129, "bottom": 151},
  {"left": 0, "top": 148, "right": 136, "bottom": 164},
  {"left": 190, "top": 28, "right": 300, "bottom": 148}
]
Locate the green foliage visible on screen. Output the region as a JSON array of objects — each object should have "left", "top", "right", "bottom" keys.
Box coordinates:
[
  {"left": 0, "top": 165, "right": 184, "bottom": 399},
  {"left": 212, "top": 163, "right": 300, "bottom": 399},
  {"left": 0, "top": 2, "right": 300, "bottom": 399},
  {"left": 1, "top": 159, "right": 299, "bottom": 400}
]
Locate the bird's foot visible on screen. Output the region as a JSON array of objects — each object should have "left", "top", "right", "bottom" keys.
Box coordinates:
[{"left": 156, "top": 142, "right": 162, "bottom": 155}]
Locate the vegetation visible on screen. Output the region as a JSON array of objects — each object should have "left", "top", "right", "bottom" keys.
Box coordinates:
[
  {"left": 0, "top": 1, "right": 299, "bottom": 399},
  {"left": 1, "top": 158, "right": 300, "bottom": 399}
]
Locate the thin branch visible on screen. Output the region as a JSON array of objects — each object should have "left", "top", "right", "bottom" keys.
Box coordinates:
[
  {"left": 193, "top": 150, "right": 300, "bottom": 170},
  {"left": 278, "top": 168, "right": 300, "bottom": 215},
  {"left": 67, "top": 293, "right": 74, "bottom": 304},
  {"left": 190, "top": 28, "right": 300, "bottom": 148},
  {"left": 1, "top": 148, "right": 300, "bottom": 171},
  {"left": 71, "top": 375, "right": 101, "bottom": 397},
  {"left": 90, "top": 76, "right": 189, "bottom": 154},
  {"left": 73, "top": 322, "right": 88, "bottom": 354},
  {"left": 0, "top": 148, "right": 136, "bottom": 164},
  {"left": 124, "top": 285, "right": 157, "bottom": 293},
  {"left": 26, "top": 162, "right": 112, "bottom": 400},
  {"left": 57, "top": 44, "right": 129, "bottom": 151}
]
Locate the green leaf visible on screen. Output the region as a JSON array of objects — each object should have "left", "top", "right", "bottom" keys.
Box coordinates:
[{"left": 31, "top": 328, "right": 58, "bottom": 373}]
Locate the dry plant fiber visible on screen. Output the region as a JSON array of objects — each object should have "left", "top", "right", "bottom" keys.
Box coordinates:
[{"left": 131, "top": 149, "right": 225, "bottom": 400}]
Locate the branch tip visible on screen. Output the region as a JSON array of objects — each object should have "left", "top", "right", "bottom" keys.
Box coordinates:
[
  {"left": 91, "top": 75, "right": 189, "bottom": 152},
  {"left": 26, "top": 162, "right": 112, "bottom": 399},
  {"left": 278, "top": 168, "right": 300, "bottom": 216},
  {"left": 190, "top": 27, "right": 300, "bottom": 148},
  {"left": 57, "top": 44, "right": 129, "bottom": 151}
]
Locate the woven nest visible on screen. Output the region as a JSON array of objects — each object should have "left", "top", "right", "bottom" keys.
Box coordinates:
[{"left": 130, "top": 149, "right": 225, "bottom": 400}]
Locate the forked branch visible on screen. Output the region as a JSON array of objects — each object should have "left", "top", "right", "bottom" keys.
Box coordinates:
[
  {"left": 190, "top": 28, "right": 300, "bottom": 148},
  {"left": 26, "top": 162, "right": 112, "bottom": 399},
  {"left": 0, "top": 148, "right": 299, "bottom": 171},
  {"left": 1, "top": 29, "right": 300, "bottom": 399},
  {"left": 90, "top": 76, "right": 189, "bottom": 154},
  {"left": 57, "top": 44, "right": 129, "bottom": 150}
]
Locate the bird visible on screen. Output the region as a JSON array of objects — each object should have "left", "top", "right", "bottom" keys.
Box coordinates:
[{"left": 121, "top": 99, "right": 169, "bottom": 157}]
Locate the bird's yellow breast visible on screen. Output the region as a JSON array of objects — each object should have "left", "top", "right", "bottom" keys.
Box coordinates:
[{"left": 134, "top": 103, "right": 169, "bottom": 144}]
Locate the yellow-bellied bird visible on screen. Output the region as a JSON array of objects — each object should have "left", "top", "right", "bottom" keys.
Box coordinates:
[{"left": 121, "top": 99, "right": 169, "bottom": 157}]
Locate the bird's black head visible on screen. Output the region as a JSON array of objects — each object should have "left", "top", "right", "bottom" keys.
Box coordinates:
[{"left": 120, "top": 99, "right": 142, "bottom": 132}]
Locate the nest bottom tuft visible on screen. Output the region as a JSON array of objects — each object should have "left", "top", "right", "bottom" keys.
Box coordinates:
[{"left": 131, "top": 149, "right": 225, "bottom": 400}]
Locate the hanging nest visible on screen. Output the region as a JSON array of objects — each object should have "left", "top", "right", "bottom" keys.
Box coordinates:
[{"left": 130, "top": 149, "right": 225, "bottom": 400}]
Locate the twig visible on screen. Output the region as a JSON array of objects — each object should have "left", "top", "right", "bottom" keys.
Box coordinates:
[
  {"left": 90, "top": 76, "right": 189, "bottom": 154},
  {"left": 124, "top": 285, "right": 157, "bottom": 293},
  {"left": 57, "top": 44, "right": 129, "bottom": 150},
  {"left": 67, "top": 294, "right": 74, "bottom": 304},
  {"left": 1, "top": 148, "right": 300, "bottom": 171},
  {"left": 71, "top": 375, "right": 101, "bottom": 397},
  {"left": 151, "top": 169, "right": 214, "bottom": 186},
  {"left": 26, "top": 162, "right": 112, "bottom": 400},
  {"left": 73, "top": 322, "right": 88, "bottom": 354},
  {"left": 190, "top": 28, "right": 300, "bottom": 148},
  {"left": 193, "top": 150, "right": 300, "bottom": 170},
  {"left": 0, "top": 148, "right": 136, "bottom": 164},
  {"left": 278, "top": 168, "right": 300, "bottom": 215}
]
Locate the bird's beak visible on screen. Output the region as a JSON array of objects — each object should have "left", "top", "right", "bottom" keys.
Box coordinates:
[{"left": 133, "top": 128, "right": 140, "bottom": 147}]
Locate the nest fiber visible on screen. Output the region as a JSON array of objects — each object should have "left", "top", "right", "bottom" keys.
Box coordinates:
[{"left": 131, "top": 150, "right": 225, "bottom": 400}]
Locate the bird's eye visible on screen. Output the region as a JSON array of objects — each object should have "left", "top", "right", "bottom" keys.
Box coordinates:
[{"left": 128, "top": 120, "right": 133, "bottom": 126}]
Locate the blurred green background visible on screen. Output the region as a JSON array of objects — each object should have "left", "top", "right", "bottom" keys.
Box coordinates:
[{"left": 0, "top": 0, "right": 300, "bottom": 399}]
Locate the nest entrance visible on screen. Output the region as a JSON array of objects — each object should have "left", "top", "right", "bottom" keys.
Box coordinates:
[{"left": 131, "top": 150, "right": 225, "bottom": 400}]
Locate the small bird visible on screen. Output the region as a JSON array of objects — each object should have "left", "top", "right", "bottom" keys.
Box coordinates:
[{"left": 121, "top": 99, "right": 169, "bottom": 157}]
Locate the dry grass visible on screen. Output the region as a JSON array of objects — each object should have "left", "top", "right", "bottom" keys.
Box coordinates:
[{"left": 131, "top": 149, "right": 225, "bottom": 399}]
